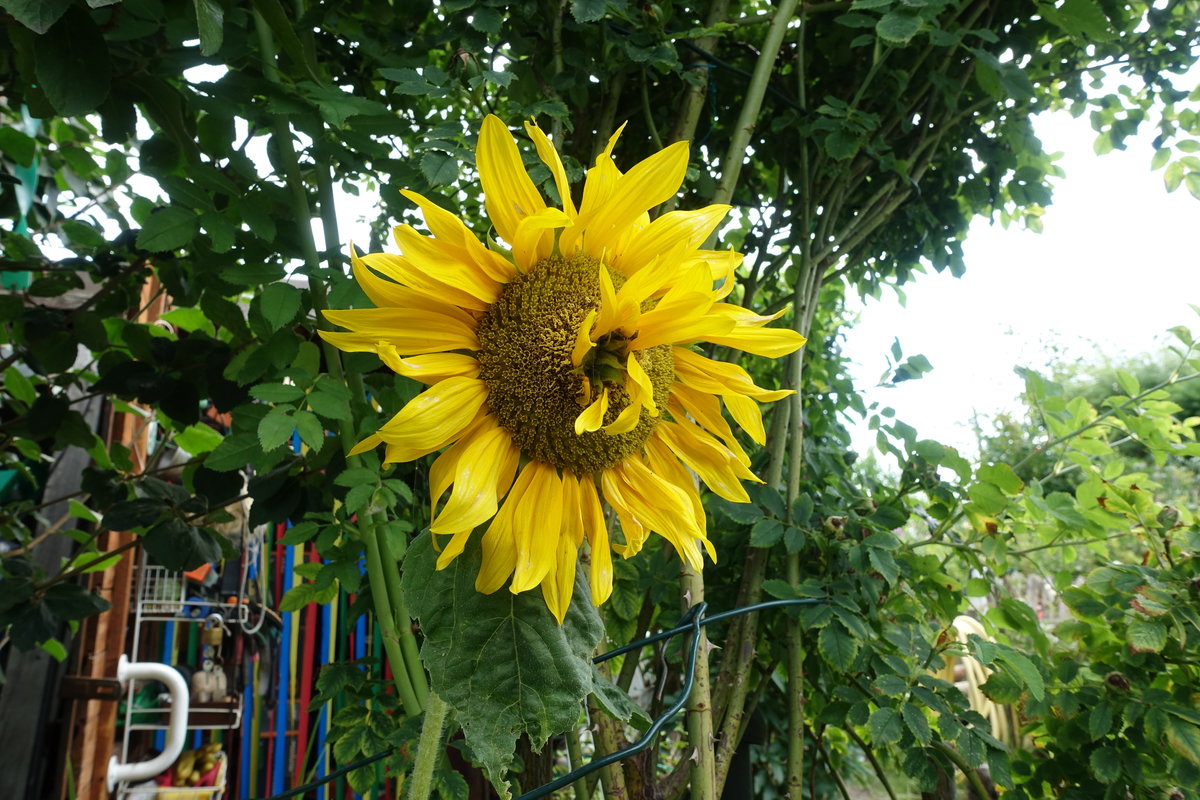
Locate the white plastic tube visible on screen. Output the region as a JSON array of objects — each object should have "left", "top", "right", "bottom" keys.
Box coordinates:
[{"left": 106, "top": 654, "right": 190, "bottom": 790}]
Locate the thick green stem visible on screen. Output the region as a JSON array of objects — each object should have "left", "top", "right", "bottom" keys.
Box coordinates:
[
  {"left": 784, "top": 198, "right": 814, "bottom": 800},
  {"left": 667, "top": 0, "right": 731, "bottom": 147},
  {"left": 680, "top": 565, "right": 716, "bottom": 800},
  {"left": 589, "top": 696, "right": 629, "bottom": 800},
  {"left": 375, "top": 526, "right": 429, "bottom": 706},
  {"left": 784, "top": 552, "right": 805, "bottom": 799},
  {"left": 565, "top": 726, "right": 589, "bottom": 800},
  {"left": 406, "top": 692, "right": 450, "bottom": 800},
  {"left": 254, "top": 10, "right": 430, "bottom": 716},
  {"left": 711, "top": 550, "right": 767, "bottom": 793},
  {"left": 363, "top": 522, "right": 423, "bottom": 715},
  {"left": 711, "top": 0, "right": 801, "bottom": 206},
  {"left": 933, "top": 741, "right": 992, "bottom": 800}
]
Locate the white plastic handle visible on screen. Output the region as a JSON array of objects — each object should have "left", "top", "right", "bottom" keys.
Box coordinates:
[{"left": 106, "top": 654, "right": 190, "bottom": 790}]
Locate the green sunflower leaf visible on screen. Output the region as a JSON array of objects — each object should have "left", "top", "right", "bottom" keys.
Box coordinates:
[{"left": 401, "top": 532, "right": 604, "bottom": 797}]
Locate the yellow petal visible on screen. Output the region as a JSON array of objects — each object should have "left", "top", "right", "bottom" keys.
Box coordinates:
[
  {"left": 613, "top": 204, "right": 730, "bottom": 274},
  {"left": 477, "top": 465, "right": 537, "bottom": 594},
  {"left": 722, "top": 392, "right": 765, "bottom": 445},
  {"left": 571, "top": 308, "right": 598, "bottom": 367},
  {"left": 702, "top": 325, "right": 808, "bottom": 358},
  {"left": 435, "top": 529, "right": 474, "bottom": 569},
  {"left": 603, "top": 399, "right": 641, "bottom": 435},
  {"left": 560, "top": 472, "right": 585, "bottom": 547},
  {"left": 656, "top": 419, "right": 754, "bottom": 503},
  {"left": 592, "top": 264, "right": 620, "bottom": 339},
  {"left": 350, "top": 245, "right": 426, "bottom": 310},
  {"left": 511, "top": 462, "right": 562, "bottom": 593},
  {"left": 582, "top": 123, "right": 625, "bottom": 205},
  {"left": 374, "top": 376, "right": 488, "bottom": 463},
  {"left": 711, "top": 302, "right": 788, "bottom": 326},
  {"left": 573, "top": 141, "right": 691, "bottom": 258},
  {"left": 540, "top": 529, "right": 578, "bottom": 624},
  {"left": 431, "top": 421, "right": 516, "bottom": 535},
  {"left": 575, "top": 387, "right": 609, "bottom": 435},
  {"left": 393, "top": 224, "right": 501, "bottom": 304},
  {"left": 672, "top": 347, "right": 793, "bottom": 401},
  {"left": 320, "top": 308, "right": 479, "bottom": 356},
  {"left": 375, "top": 348, "right": 480, "bottom": 385},
  {"left": 632, "top": 294, "right": 732, "bottom": 351},
  {"left": 400, "top": 189, "right": 516, "bottom": 283},
  {"left": 682, "top": 250, "right": 743, "bottom": 298},
  {"left": 347, "top": 432, "right": 383, "bottom": 457},
  {"left": 613, "top": 245, "right": 683, "bottom": 310},
  {"left": 669, "top": 386, "right": 750, "bottom": 465},
  {"left": 361, "top": 251, "right": 491, "bottom": 313},
  {"left": 524, "top": 120, "right": 577, "bottom": 218},
  {"left": 578, "top": 476, "right": 612, "bottom": 606},
  {"left": 561, "top": 123, "right": 626, "bottom": 253},
  {"left": 627, "top": 352, "right": 658, "bottom": 416},
  {"left": 428, "top": 415, "right": 488, "bottom": 518},
  {"left": 511, "top": 207, "right": 572, "bottom": 270},
  {"left": 601, "top": 459, "right": 707, "bottom": 571},
  {"left": 477, "top": 115, "right": 547, "bottom": 246},
  {"left": 644, "top": 437, "right": 706, "bottom": 531}
]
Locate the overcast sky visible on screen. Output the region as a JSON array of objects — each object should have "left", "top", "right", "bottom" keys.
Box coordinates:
[{"left": 840, "top": 105, "right": 1200, "bottom": 458}]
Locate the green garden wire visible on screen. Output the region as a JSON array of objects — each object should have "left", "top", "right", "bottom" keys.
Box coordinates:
[{"left": 244, "top": 596, "right": 823, "bottom": 800}]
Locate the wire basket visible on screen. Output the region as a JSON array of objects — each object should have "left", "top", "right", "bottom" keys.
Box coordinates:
[{"left": 138, "top": 565, "right": 186, "bottom": 615}]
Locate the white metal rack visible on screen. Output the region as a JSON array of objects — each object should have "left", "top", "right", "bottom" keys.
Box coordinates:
[{"left": 111, "top": 555, "right": 243, "bottom": 799}]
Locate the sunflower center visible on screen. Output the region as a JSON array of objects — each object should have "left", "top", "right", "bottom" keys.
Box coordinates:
[{"left": 476, "top": 254, "right": 674, "bottom": 474}]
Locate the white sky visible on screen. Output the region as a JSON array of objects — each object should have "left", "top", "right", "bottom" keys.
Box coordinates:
[{"left": 840, "top": 105, "right": 1200, "bottom": 459}]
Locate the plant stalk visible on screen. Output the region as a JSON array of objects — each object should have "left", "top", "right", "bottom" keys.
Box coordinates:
[
  {"left": 375, "top": 521, "right": 428, "bottom": 707},
  {"left": 254, "top": 8, "right": 426, "bottom": 716},
  {"left": 680, "top": 564, "right": 716, "bottom": 800},
  {"left": 406, "top": 692, "right": 450, "bottom": 800},
  {"left": 363, "top": 522, "right": 423, "bottom": 716},
  {"left": 711, "top": 0, "right": 801, "bottom": 206},
  {"left": 589, "top": 696, "right": 629, "bottom": 800}
]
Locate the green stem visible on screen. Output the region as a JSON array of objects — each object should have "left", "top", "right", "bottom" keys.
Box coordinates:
[
  {"left": 589, "top": 696, "right": 629, "bottom": 799},
  {"left": 254, "top": 10, "right": 430, "bottom": 716},
  {"left": 406, "top": 692, "right": 450, "bottom": 800},
  {"left": 363, "top": 523, "right": 423, "bottom": 716},
  {"left": 376, "top": 522, "right": 429, "bottom": 706},
  {"left": 711, "top": 550, "right": 767, "bottom": 793},
  {"left": 680, "top": 564, "right": 716, "bottom": 800},
  {"left": 711, "top": 0, "right": 801, "bottom": 207},
  {"left": 783, "top": 172, "right": 814, "bottom": 800},
  {"left": 565, "top": 727, "right": 589, "bottom": 800},
  {"left": 933, "top": 741, "right": 992, "bottom": 800},
  {"left": 640, "top": 70, "right": 664, "bottom": 151},
  {"left": 784, "top": 552, "right": 805, "bottom": 798},
  {"left": 813, "top": 728, "right": 852, "bottom": 800}
]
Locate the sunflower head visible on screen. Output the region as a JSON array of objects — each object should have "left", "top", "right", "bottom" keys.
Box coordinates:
[{"left": 321, "top": 116, "right": 806, "bottom": 622}]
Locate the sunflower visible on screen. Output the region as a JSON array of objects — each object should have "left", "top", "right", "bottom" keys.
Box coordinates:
[{"left": 321, "top": 116, "right": 806, "bottom": 622}]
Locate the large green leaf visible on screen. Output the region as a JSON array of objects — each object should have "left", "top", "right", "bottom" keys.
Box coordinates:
[
  {"left": 137, "top": 206, "right": 199, "bottom": 252},
  {"left": 0, "top": 0, "right": 71, "bottom": 34},
  {"left": 818, "top": 620, "right": 859, "bottom": 671},
  {"left": 869, "top": 706, "right": 903, "bottom": 745},
  {"left": 1165, "top": 716, "right": 1200, "bottom": 767},
  {"left": 32, "top": 7, "right": 112, "bottom": 116},
  {"left": 1127, "top": 616, "right": 1168, "bottom": 653},
  {"left": 401, "top": 532, "right": 603, "bottom": 795}
]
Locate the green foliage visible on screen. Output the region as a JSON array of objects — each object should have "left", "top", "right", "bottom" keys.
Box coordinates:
[{"left": 401, "top": 532, "right": 604, "bottom": 794}]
